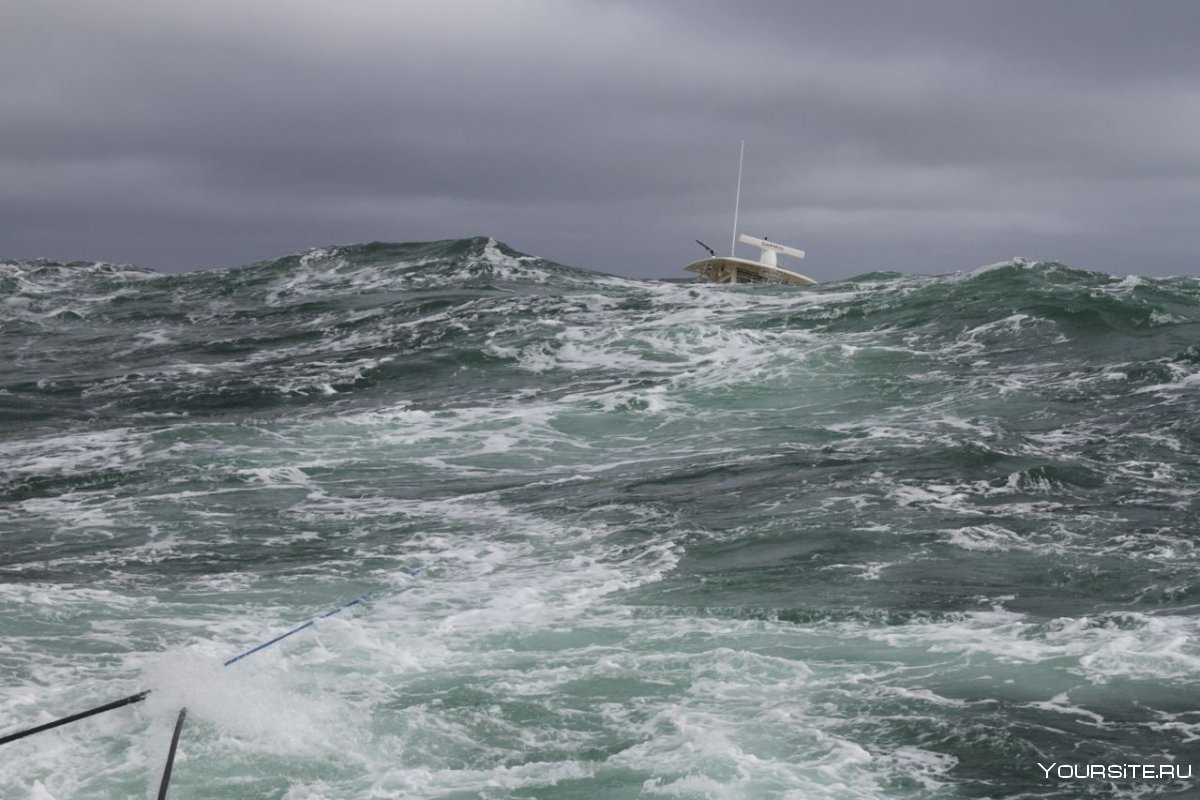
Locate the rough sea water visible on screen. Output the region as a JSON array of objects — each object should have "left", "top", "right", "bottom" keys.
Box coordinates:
[{"left": 2, "top": 237, "right": 1198, "bottom": 799}]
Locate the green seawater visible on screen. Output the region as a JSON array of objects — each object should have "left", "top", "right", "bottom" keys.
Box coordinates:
[{"left": 1, "top": 239, "right": 1198, "bottom": 798}]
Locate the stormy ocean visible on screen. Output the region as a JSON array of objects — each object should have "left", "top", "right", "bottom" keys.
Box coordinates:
[{"left": 2, "top": 237, "right": 1198, "bottom": 799}]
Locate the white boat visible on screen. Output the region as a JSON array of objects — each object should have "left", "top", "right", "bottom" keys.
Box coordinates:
[
  {"left": 685, "top": 235, "right": 815, "bottom": 286},
  {"left": 684, "top": 142, "right": 816, "bottom": 286}
]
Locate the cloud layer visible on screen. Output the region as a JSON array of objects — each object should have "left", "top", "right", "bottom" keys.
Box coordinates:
[{"left": 4, "top": 0, "right": 1199, "bottom": 277}]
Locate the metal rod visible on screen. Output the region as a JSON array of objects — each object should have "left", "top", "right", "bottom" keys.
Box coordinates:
[
  {"left": 156, "top": 707, "right": 187, "bottom": 800},
  {"left": 222, "top": 593, "right": 370, "bottom": 666},
  {"left": 731, "top": 139, "right": 745, "bottom": 257},
  {"left": 0, "top": 571, "right": 426, "bottom": 746},
  {"left": 0, "top": 690, "right": 151, "bottom": 746}
]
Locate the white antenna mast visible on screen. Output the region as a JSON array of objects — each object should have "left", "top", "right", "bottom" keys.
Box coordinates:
[{"left": 730, "top": 139, "right": 744, "bottom": 257}]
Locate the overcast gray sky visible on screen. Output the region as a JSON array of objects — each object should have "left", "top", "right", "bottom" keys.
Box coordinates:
[{"left": 4, "top": 0, "right": 1199, "bottom": 279}]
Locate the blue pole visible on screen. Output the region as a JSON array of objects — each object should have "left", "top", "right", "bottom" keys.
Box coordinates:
[
  {"left": 221, "top": 564, "right": 429, "bottom": 667},
  {"left": 222, "top": 593, "right": 369, "bottom": 667}
]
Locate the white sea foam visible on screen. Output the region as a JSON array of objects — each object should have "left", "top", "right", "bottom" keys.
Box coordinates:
[
  {"left": 4, "top": 251, "right": 1199, "bottom": 798},
  {"left": 945, "top": 524, "right": 1029, "bottom": 552}
]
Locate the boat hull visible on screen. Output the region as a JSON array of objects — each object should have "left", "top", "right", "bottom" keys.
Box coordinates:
[{"left": 683, "top": 257, "right": 816, "bottom": 286}]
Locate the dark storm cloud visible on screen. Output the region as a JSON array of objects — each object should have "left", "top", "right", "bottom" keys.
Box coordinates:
[{"left": 2, "top": 0, "right": 1199, "bottom": 277}]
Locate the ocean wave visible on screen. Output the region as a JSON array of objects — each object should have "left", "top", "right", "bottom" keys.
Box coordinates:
[{"left": 3, "top": 239, "right": 1199, "bottom": 798}]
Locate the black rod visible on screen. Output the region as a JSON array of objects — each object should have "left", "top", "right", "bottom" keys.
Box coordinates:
[
  {"left": 0, "top": 690, "right": 151, "bottom": 746},
  {"left": 156, "top": 707, "right": 187, "bottom": 800}
]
